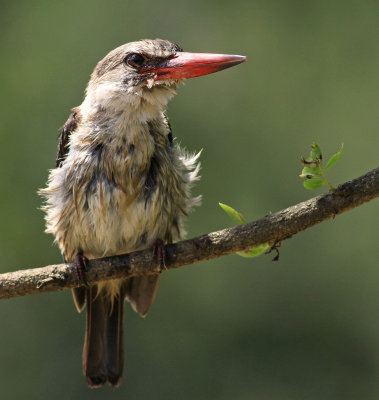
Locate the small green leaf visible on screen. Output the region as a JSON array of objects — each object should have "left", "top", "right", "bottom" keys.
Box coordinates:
[
  {"left": 301, "top": 158, "right": 320, "bottom": 168},
  {"left": 311, "top": 142, "right": 322, "bottom": 160},
  {"left": 236, "top": 243, "right": 270, "bottom": 258},
  {"left": 300, "top": 166, "right": 321, "bottom": 177},
  {"left": 325, "top": 143, "right": 344, "bottom": 170},
  {"left": 302, "top": 166, "right": 321, "bottom": 174},
  {"left": 219, "top": 203, "right": 245, "bottom": 224},
  {"left": 303, "top": 179, "right": 324, "bottom": 190}
]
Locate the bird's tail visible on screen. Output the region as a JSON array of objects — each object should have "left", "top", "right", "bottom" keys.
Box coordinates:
[{"left": 82, "top": 285, "right": 124, "bottom": 388}]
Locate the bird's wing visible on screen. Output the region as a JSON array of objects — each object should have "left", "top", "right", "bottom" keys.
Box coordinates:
[
  {"left": 56, "top": 108, "right": 80, "bottom": 167},
  {"left": 56, "top": 109, "right": 86, "bottom": 311}
]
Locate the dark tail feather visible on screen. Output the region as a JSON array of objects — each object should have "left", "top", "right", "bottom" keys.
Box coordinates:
[
  {"left": 105, "top": 289, "right": 124, "bottom": 386},
  {"left": 83, "top": 285, "right": 124, "bottom": 388}
]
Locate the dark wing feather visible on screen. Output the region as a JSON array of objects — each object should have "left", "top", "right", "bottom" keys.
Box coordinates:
[
  {"left": 56, "top": 108, "right": 80, "bottom": 167},
  {"left": 58, "top": 109, "right": 84, "bottom": 312}
]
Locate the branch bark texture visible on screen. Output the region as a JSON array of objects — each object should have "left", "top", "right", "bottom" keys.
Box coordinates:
[{"left": 1, "top": 166, "right": 378, "bottom": 300}]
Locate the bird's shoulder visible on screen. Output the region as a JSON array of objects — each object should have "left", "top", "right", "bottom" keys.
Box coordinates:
[{"left": 56, "top": 107, "right": 81, "bottom": 167}]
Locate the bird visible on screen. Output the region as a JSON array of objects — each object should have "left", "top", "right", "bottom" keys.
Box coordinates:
[{"left": 39, "top": 38, "right": 246, "bottom": 388}]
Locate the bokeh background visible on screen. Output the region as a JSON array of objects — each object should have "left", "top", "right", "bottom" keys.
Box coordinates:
[{"left": 0, "top": 1, "right": 378, "bottom": 399}]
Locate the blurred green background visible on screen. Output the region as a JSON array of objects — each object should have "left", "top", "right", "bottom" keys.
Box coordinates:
[{"left": 0, "top": 0, "right": 378, "bottom": 399}]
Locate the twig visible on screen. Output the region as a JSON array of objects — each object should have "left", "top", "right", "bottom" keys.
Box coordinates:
[{"left": 0, "top": 166, "right": 378, "bottom": 300}]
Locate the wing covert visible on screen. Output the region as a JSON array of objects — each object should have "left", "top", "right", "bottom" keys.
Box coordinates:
[{"left": 56, "top": 108, "right": 80, "bottom": 167}]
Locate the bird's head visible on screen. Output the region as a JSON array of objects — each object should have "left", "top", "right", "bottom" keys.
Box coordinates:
[{"left": 83, "top": 39, "right": 246, "bottom": 118}]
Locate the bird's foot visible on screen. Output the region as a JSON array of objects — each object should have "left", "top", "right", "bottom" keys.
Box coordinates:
[
  {"left": 153, "top": 239, "right": 167, "bottom": 270},
  {"left": 74, "top": 252, "right": 89, "bottom": 287}
]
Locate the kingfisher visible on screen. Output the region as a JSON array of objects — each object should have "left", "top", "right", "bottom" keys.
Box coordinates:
[{"left": 39, "top": 39, "right": 246, "bottom": 388}]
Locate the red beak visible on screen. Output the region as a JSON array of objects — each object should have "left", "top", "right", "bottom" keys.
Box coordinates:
[{"left": 140, "top": 52, "right": 247, "bottom": 80}]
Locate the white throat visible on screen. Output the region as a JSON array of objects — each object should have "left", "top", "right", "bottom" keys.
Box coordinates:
[{"left": 82, "top": 81, "right": 178, "bottom": 126}]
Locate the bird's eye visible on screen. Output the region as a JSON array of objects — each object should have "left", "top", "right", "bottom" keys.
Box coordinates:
[{"left": 125, "top": 53, "right": 145, "bottom": 68}]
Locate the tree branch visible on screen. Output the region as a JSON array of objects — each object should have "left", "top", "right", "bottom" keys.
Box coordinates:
[{"left": 1, "top": 166, "right": 378, "bottom": 300}]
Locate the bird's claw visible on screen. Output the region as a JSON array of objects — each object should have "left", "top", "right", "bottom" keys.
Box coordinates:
[
  {"left": 74, "top": 252, "right": 89, "bottom": 287},
  {"left": 153, "top": 239, "right": 167, "bottom": 271}
]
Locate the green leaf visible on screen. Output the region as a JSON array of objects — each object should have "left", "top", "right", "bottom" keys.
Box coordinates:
[
  {"left": 325, "top": 143, "right": 344, "bottom": 170},
  {"left": 300, "top": 166, "right": 321, "bottom": 178},
  {"left": 303, "top": 179, "right": 324, "bottom": 190},
  {"left": 301, "top": 158, "right": 320, "bottom": 168},
  {"left": 236, "top": 243, "right": 270, "bottom": 258},
  {"left": 219, "top": 203, "right": 245, "bottom": 224},
  {"left": 311, "top": 142, "right": 322, "bottom": 160},
  {"left": 302, "top": 166, "right": 321, "bottom": 174}
]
